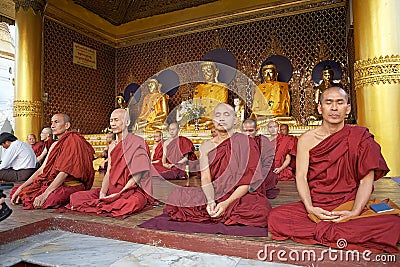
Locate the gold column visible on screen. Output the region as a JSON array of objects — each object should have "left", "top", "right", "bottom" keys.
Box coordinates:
[
  {"left": 353, "top": 0, "right": 400, "bottom": 176},
  {"left": 13, "top": 0, "right": 47, "bottom": 139}
]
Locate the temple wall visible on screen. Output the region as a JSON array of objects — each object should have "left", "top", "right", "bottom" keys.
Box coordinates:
[
  {"left": 43, "top": 19, "right": 115, "bottom": 134},
  {"left": 42, "top": 6, "right": 350, "bottom": 133},
  {"left": 116, "top": 6, "right": 351, "bottom": 124}
]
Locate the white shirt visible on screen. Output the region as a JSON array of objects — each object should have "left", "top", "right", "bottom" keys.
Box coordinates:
[{"left": 0, "top": 140, "right": 37, "bottom": 170}]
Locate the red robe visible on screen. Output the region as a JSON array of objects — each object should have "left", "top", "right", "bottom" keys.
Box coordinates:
[
  {"left": 165, "top": 133, "right": 271, "bottom": 227},
  {"left": 154, "top": 136, "right": 197, "bottom": 180},
  {"left": 254, "top": 135, "right": 280, "bottom": 199},
  {"left": 11, "top": 131, "right": 95, "bottom": 209},
  {"left": 31, "top": 142, "right": 45, "bottom": 157},
  {"left": 44, "top": 138, "right": 56, "bottom": 150},
  {"left": 268, "top": 125, "right": 400, "bottom": 253},
  {"left": 272, "top": 134, "right": 297, "bottom": 181},
  {"left": 151, "top": 141, "right": 164, "bottom": 176},
  {"left": 67, "top": 133, "right": 153, "bottom": 217}
]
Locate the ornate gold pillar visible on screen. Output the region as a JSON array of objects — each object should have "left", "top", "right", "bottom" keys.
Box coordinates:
[
  {"left": 353, "top": 0, "right": 400, "bottom": 176},
  {"left": 13, "top": 0, "right": 46, "bottom": 139}
]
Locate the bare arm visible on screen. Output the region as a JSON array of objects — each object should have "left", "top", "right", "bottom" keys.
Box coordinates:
[
  {"left": 212, "top": 184, "right": 249, "bottom": 218},
  {"left": 100, "top": 143, "right": 115, "bottom": 198},
  {"left": 199, "top": 141, "right": 216, "bottom": 216},
  {"left": 274, "top": 154, "right": 291, "bottom": 174},
  {"left": 33, "top": 171, "right": 68, "bottom": 208},
  {"left": 37, "top": 147, "right": 48, "bottom": 164},
  {"left": 11, "top": 142, "right": 56, "bottom": 204},
  {"left": 332, "top": 170, "right": 374, "bottom": 222}
]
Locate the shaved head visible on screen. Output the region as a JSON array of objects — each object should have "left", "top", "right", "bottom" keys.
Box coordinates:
[
  {"left": 320, "top": 87, "right": 349, "bottom": 104},
  {"left": 111, "top": 108, "right": 129, "bottom": 123}
]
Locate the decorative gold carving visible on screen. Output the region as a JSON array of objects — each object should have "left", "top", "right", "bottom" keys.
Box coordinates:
[
  {"left": 13, "top": 100, "right": 43, "bottom": 117},
  {"left": 14, "top": 0, "right": 46, "bottom": 14},
  {"left": 72, "top": 0, "right": 217, "bottom": 26},
  {"left": 354, "top": 55, "right": 400, "bottom": 89},
  {"left": 44, "top": 0, "right": 345, "bottom": 48}
]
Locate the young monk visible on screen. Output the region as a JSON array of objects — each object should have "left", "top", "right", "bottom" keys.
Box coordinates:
[{"left": 268, "top": 87, "right": 400, "bottom": 253}]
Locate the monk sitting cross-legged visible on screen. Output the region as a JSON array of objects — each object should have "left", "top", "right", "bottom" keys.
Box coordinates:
[
  {"left": 153, "top": 122, "right": 197, "bottom": 180},
  {"left": 165, "top": 103, "right": 271, "bottom": 227},
  {"left": 268, "top": 87, "right": 400, "bottom": 253},
  {"left": 67, "top": 109, "right": 153, "bottom": 217},
  {"left": 11, "top": 114, "right": 95, "bottom": 209}
]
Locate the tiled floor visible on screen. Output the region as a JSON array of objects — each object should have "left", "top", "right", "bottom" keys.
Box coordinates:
[
  {"left": 0, "top": 230, "right": 294, "bottom": 267},
  {"left": 1, "top": 177, "right": 399, "bottom": 266}
]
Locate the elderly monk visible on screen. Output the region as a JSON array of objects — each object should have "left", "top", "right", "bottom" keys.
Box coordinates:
[
  {"left": 27, "top": 134, "right": 44, "bottom": 158},
  {"left": 67, "top": 109, "right": 153, "bottom": 217},
  {"left": 242, "top": 119, "right": 279, "bottom": 199},
  {"left": 153, "top": 122, "right": 197, "bottom": 180},
  {"left": 36, "top": 127, "right": 56, "bottom": 165},
  {"left": 151, "top": 131, "right": 164, "bottom": 165},
  {"left": 11, "top": 114, "right": 95, "bottom": 209},
  {"left": 268, "top": 87, "right": 400, "bottom": 253},
  {"left": 165, "top": 103, "right": 271, "bottom": 226},
  {"left": 267, "top": 121, "right": 296, "bottom": 181}
]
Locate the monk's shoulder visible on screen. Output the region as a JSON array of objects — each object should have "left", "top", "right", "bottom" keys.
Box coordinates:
[
  {"left": 200, "top": 139, "right": 214, "bottom": 155},
  {"left": 298, "top": 128, "right": 318, "bottom": 150}
]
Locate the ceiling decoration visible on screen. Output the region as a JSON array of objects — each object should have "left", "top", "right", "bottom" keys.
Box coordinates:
[{"left": 72, "top": 0, "right": 218, "bottom": 26}]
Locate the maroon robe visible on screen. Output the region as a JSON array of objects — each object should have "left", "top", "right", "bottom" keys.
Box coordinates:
[
  {"left": 11, "top": 131, "right": 95, "bottom": 209},
  {"left": 254, "top": 135, "right": 280, "bottom": 199},
  {"left": 67, "top": 133, "right": 153, "bottom": 217},
  {"left": 272, "top": 134, "right": 297, "bottom": 181},
  {"left": 31, "top": 142, "right": 45, "bottom": 157},
  {"left": 151, "top": 141, "right": 164, "bottom": 176},
  {"left": 268, "top": 125, "right": 400, "bottom": 253},
  {"left": 154, "top": 136, "right": 197, "bottom": 180},
  {"left": 165, "top": 133, "right": 271, "bottom": 227},
  {"left": 44, "top": 138, "right": 56, "bottom": 150}
]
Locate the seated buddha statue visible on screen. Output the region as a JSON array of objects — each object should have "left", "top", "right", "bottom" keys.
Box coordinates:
[
  {"left": 193, "top": 61, "right": 228, "bottom": 129},
  {"left": 314, "top": 65, "right": 342, "bottom": 104},
  {"left": 116, "top": 93, "right": 128, "bottom": 109},
  {"left": 136, "top": 78, "right": 169, "bottom": 131},
  {"left": 252, "top": 62, "right": 290, "bottom": 120}
]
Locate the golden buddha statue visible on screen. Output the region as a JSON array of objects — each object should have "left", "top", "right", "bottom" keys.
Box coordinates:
[
  {"left": 193, "top": 61, "right": 228, "bottom": 129},
  {"left": 252, "top": 63, "right": 290, "bottom": 119},
  {"left": 136, "top": 78, "right": 169, "bottom": 131},
  {"left": 234, "top": 97, "right": 245, "bottom": 126},
  {"left": 314, "top": 65, "right": 342, "bottom": 104},
  {"left": 116, "top": 93, "right": 128, "bottom": 109}
]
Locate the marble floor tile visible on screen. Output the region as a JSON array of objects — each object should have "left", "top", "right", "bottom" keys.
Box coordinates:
[
  {"left": 111, "top": 245, "right": 240, "bottom": 267},
  {"left": 1, "top": 230, "right": 143, "bottom": 267},
  {"left": 1, "top": 231, "right": 297, "bottom": 267}
]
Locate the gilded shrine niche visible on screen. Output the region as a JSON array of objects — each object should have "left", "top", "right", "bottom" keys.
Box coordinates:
[{"left": 116, "top": 5, "right": 350, "bottom": 128}]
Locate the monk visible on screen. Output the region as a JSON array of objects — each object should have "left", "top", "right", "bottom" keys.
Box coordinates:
[
  {"left": 154, "top": 122, "right": 197, "bottom": 179},
  {"left": 165, "top": 103, "right": 271, "bottom": 227},
  {"left": 267, "top": 121, "right": 296, "bottom": 181},
  {"left": 27, "top": 134, "right": 44, "bottom": 158},
  {"left": 242, "top": 119, "right": 279, "bottom": 199},
  {"left": 67, "top": 109, "right": 153, "bottom": 217},
  {"left": 10, "top": 114, "right": 95, "bottom": 210},
  {"left": 268, "top": 87, "right": 400, "bottom": 253},
  {"left": 37, "top": 127, "right": 56, "bottom": 165},
  {"left": 151, "top": 131, "right": 164, "bottom": 165}
]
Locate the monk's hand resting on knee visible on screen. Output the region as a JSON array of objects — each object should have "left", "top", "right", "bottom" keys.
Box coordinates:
[
  {"left": 330, "top": 210, "right": 357, "bottom": 222},
  {"left": 33, "top": 193, "right": 48, "bottom": 209},
  {"left": 309, "top": 206, "right": 339, "bottom": 221},
  {"left": 211, "top": 201, "right": 229, "bottom": 218},
  {"left": 206, "top": 201, "right": 216, "bottom": 216},
  {"left": 11, "top": 188, "right": 22, "bottom": 205},
  {"left": 101, "top": 193, "right": 118, "bottom": 199}
]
